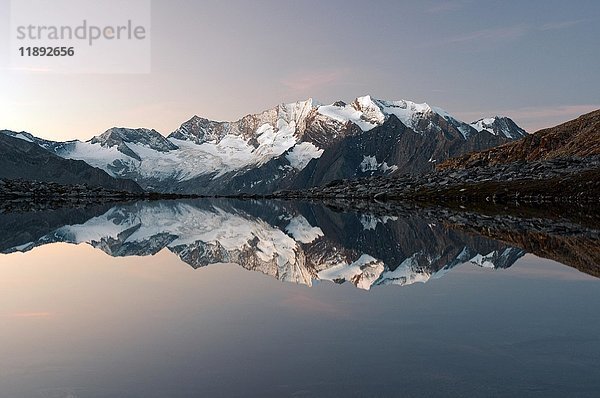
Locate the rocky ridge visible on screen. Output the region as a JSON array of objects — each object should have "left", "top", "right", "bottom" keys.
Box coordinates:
[{"left": 0, "top": 179, "right": 143, "bottom": 199}]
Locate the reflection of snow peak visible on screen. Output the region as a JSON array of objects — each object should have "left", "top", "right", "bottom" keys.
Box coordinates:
[
  {"left": 10, "top": 202, "right": 524, "bottom": 290},
  {"left": 52, "top": 203, "right": 314, "bottom": 285},
  {"left": 318, "top": 255, "right": 385, "bottom": 291},
  {"left": 285, "top": 215, "right": 324, "bottom": 243},
  {"left": 359, "top": 214, "right": 398, "bottom": 231}
]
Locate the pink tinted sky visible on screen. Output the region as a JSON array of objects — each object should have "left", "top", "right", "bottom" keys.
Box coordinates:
[{"left": 0, "top": 0, "right": 598, "bottom": 140}]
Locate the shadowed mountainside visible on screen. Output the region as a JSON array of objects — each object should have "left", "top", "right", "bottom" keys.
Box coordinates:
[
  {"left": 272, "top": 110, "right": 600, "bottom": 204},
  {"left": 438, "top": 109, "right": 600, "bottom": 170},
  {"left": 0, "top": 133, "right": 143, "bottom": 192}
]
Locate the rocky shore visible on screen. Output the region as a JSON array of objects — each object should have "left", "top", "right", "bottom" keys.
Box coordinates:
[
  {"left": 0, "top": 179, "right": 146, "bottom": 199},
  {"left": 0, "top": 179, "right": 201, "bottom": 212},
  {"left": 269, "top": 156, "right": 600, "bottom": 204}
]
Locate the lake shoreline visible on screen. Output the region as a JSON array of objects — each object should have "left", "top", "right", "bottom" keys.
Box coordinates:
[{"left": 3, "top": 156, "right": 599, "bottom": 215}]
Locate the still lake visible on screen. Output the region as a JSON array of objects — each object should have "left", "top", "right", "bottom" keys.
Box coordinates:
[{"left": 1, "top": 199, "right": 599, "bottom": 397}]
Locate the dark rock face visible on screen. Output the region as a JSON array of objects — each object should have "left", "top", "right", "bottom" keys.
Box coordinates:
[
  {"left": 292, "top": 115, "right": 514, "bottom": 189},
  {"left": 275, "top": 111, "right": 600, "bottom": 205},
  {"left": 0, "top": 133, "right": 143, "bottom": 192}
]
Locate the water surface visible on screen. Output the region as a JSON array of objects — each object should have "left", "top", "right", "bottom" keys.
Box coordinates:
[{"left": 0, "top": 199, "right": 598, "bottom": 397}]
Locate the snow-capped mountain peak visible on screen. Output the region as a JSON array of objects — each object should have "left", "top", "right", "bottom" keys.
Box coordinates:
[
  {"left": 369, "top": 97, "right": 435, "bottom": 130},
  {"left": 317, "top": 95, "right": 473, "bottom": 136},
  {"left": 352, "top": 95, "right": 387, "bottom": 124},
  {"left": 0, "top": 129, "right": 63, "bottom": 151},
  {"left": 1, "top": 130, "right": 37, "bottom": 143},
  {"left": 470, "top": 116, "right": 527, "bottom": 139},
  {"left": 168, "top": 116, "right": 232, "bottom": 145},
  {"left": 91, "top": 127, "right": 178, "bottom": 152}
]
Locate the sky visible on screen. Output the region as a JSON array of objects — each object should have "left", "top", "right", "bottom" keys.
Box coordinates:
[{"left": 0, "top": 0, "right": 599, "bottom": 141}]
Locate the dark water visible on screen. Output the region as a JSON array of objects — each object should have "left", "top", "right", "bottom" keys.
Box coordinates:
[{"left": 0, "top": 199, "right": 598, "bottom": 397}]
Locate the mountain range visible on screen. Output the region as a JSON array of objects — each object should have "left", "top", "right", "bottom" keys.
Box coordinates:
[{"left": 1, "top": 95, "right": 527, "bottom": 194}]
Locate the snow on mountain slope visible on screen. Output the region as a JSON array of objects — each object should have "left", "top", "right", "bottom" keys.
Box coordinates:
[
  {"left": 317, "top": 245, "right": 524, "bottom": 290},
  {"left": 359, "top": 155, "right": 398, "bottom": 173},
  {"left": 470, "top": 116, "right": 528, "bottom": 139},
  {"left": 60, "top": 140, "right": 133, "bottom": 175},
  {"left": 318, "top": 254, "right": 385, "bottom": 290},
  {"left": 316, "top": 95, "right": 476, "bottom": 137},
  {"left": 317, "top": 100, "right": 380, "bottom": 130},
  {"left": 12, "top": 133, "right": 34, "bottom": 142},
  {"left": 359, "top": 214, "right": 398, "bottom": 231},
  {"left": 61, "top": 126, "right": 300, "bottom": 181},
  {"left": 471, "top": 118, "right": 496, "bottom": 132},
  {"left": 0, "top": 130, "right": 64, "bottom": 151},
  {"left": 56, "top": 202, "right": 290, "bottom": 254},
  {"left": 285, "top": 142, "right": 324, "bottom": 170},
  {"left": 375, "top": 252, "right": 435, "bottom": 286},
  {"left": 58, "top": 99, "right": 322, "bottom": 182}
]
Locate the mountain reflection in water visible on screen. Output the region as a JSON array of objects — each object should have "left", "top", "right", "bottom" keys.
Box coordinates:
[
  {"left": 1, "top": 199, "right": 599, "bottom": 398},
  {"left": 2, "top": 199, "right": 570, "bottom": 290}
]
